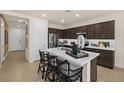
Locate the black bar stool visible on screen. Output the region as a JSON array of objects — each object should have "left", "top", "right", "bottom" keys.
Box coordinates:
[
  {"left": 56, "top": 59, "right": 83, "bottom": 82},
  {"left": 38, "top": 50, "right": 49, "bottom": 79},
  {"left": 45, "top": 55, "right": 58, "bottom": 81}
]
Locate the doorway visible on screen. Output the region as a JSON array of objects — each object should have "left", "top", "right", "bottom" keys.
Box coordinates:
[
  {"left": 0, "top": 14, "right": 29, "bottom": 64},
  {"left": 9, "top": 25, "right": 26, "bottom": 51}
]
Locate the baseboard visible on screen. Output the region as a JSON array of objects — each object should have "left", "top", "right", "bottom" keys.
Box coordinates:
[
  {"left": 4, "top": 51, "right": 9, "bottom": 60},
  {"left": 9, "top": 50, "right": 25, "bottom": 52},
  {"left": 114, "top": 65, "right": 124, "bottom": 70},
  {"left": 33, "top": 60, "right": 40, "bottom": 62},
  {"left": 1, "top": 50, "right": 9, "bottom": 64}
]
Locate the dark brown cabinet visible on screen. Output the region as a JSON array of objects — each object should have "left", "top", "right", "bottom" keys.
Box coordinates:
[
  {"left": 94, "top": 21, "right": 114, "bottom": 39},
  {"left": 63, "top": 28, "right": 77, "bottom": 39},
  {"left": 104, "top": 21, "right": 114, "bottom": 39},
  {"left": 77, "top": 26, "right": 84, "bottom": 33},
  {"left": 48, "top": 28, "right": 64, "bottom": 39},
  {"left": 62, "top": 20, "right": 114, "bottom": 39},
  {"left": 63, "top": 29, "right": 70, "bottom": 39},
  {"left": 83, "top": 25, "right": 95, "bottom": 39},
  {"left": 94, "top": 23, "right": 105, "bottom": 39},
  {"left": 57, "top": 30, "right": 64, "bottom": 39},
  {"left": 83, "top": 48, "right": 115, "bottom": 69},
  {"left": 94, "top": 49, "right": 114, "bottom": 69}
]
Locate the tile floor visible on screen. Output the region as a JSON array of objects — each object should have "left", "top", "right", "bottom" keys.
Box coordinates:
[
  {"left": 0, "top": 51, "right": 124, "bottom": 82},
  {"left": 0, "top": 51, "right": 43, "bottom": 82}
]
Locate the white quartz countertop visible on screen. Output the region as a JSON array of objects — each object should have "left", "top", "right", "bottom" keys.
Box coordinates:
[{"left": 43, "top": 48, "right": 99, "bottom": 67}]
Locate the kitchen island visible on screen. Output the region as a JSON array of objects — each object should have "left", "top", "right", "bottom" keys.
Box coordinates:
[{"left": 43, "top": 47, "right": 99, "bottom": 82}]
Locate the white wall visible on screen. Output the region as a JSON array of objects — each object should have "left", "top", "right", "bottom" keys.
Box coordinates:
[
  {"left": 65, "top": 11, "right": 124, "bottom": 69},
  {"left": 29, "top": 18, "right": 48, "bottom": 62},
  {"left": 9, "top": 27, "right": 26, "bottom": 51},
  {"left": 0, "top": 17, "right": 5, "bottom": 64}
]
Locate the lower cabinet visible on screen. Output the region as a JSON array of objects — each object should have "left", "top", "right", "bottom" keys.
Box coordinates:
[
  {"left": 94, "top": 49, "right": 114, "bottom": 69},
  {"left": 84, "top": 48, "right": 115, "bottom": 69}
]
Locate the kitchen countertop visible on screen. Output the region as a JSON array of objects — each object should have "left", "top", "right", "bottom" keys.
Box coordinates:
[{"left": 44, "top": 47, "right": 100, "bottom": 67}]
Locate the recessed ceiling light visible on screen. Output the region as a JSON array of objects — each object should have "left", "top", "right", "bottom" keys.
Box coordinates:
[
  {"left": 19, "top": 19, "right": 22, "bottom": 22},
  {"left": 42, "top": 14, "right": 46, "bottom": 17},
  {"left": 76, "top": 14, "right": 79, "bottom": 17},
  {"left": 61, "top": 19, "right": 64, "bottom": 23}
]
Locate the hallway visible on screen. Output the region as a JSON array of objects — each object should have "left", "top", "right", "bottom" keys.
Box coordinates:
[{"left": 0, "top": 51, "right": 43, "bottom": 82}]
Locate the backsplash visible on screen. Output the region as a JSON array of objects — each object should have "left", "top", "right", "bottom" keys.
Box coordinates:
[
  {"left": 59, "top": 39, "right": 115, "bottom": 51},
  {"left": 88, "top": 39, "right": 115, "bottom": 48}
]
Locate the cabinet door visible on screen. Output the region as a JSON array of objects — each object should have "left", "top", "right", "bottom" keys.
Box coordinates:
[
  {"left": 94, "top": 21, "right": 115, "bottom": 39},
  {"left": 77, "top": 26, "right": 84, "bottom": 33},
  {"left": 94, "top": 23, "right": 105, "bottom": 39},
  {"left": 66, "top": 29, "right": 71, "bottom": 39},
  {"left": 63, "top": 28, "right": 77, "bottom": 39},
  {"left": 93, "top": 49, "right": 114, "bottom": 69},
  {"left": 71, "top": 28, "right": 77, "bottom": 39},
  {"left": 85, "top": 48, "right": 114, "bottom": 69},
  {"left": 68, "top": 28, "right": 73, "bottom": 39},
  {"left": 95, "top": 49, "right": 105, "bottom": 66},
  {"left": 58, "top": 30, "right": 64, "bottom": 39},
  {"left": 77, "top": 25, "right": 95, "bottom": 39},
  {"left": 63, "top": 30, "right": 66, "bottom": 39},
  {"left": 104, "top": 21, "right": 115, "bottom": 39},
  {"left": 102, "top": 50, "right": 114, "bottom": 68},
  {"left": 63, "top": 29, "right": 68, "bottom": 39},
  {"left": 85, "top": 25, "right": 95, "bottom": 39}
]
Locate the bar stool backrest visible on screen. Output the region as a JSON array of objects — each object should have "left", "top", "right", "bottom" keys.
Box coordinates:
[{"left": 39, "top": 51, "right": 48, "bottom": 62}]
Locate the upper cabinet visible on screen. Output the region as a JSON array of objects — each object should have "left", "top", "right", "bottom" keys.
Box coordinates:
[
  {"left": 48, "top": 28, "right": 64, "bottom": 39},
  {"left": 94, "top": 21, "right": 115, "bottom": 39},
  {"left": 77, "top": 25, "right": 95, "bottom": 39},
  {"left": 63, "top": 24, "right": 95, "bottom": 39},
  {"left": 83, "top": 25, "right": 95, "bottom": 39},
  {"left": 104, "top": 21, "right": 114, "bottom": 39},
  {"left": 94, "top": 23, "right": 105, "bottom": 39},
  {"left": 63, "top": 28, "right": 77, "bottom": 39},
  {"left": 58, "top": 30, "right": 64, "bottom": 39},
  {"left": 49, "top": 20, "right": 115, "bottom": 39},
  {"left": 63, "top": 20, "right": 115, "bottom": 39}
]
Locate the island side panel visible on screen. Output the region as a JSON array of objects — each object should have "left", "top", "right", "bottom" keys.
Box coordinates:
[
  {"left": 83, "top": 58, "right": 97, "bottom": 82},
  {"left": 82, "top": 62, "right": 91, "bottom": 82},
  {"left": 90, "top": 58, "right": 97, "bottom": 82}
]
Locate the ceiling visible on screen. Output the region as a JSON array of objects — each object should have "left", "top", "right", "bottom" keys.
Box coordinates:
[
  {"left": 13, "top": 10, "right": 120, "bottom": 26},
  {"left": 4, "top": 14, "right": 28, "bottom": 29}
]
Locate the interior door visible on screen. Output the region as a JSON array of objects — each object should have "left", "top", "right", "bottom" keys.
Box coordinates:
[{"left": 9, "top": 28, "right": 26, "bottom": 51}]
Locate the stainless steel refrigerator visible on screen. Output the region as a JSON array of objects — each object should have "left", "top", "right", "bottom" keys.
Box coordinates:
[{"left": 48, "top": 33, "right": 58, "bottom": 48}]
